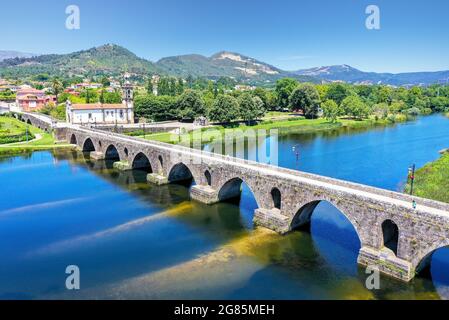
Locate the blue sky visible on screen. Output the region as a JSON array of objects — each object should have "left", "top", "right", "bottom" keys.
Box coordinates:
[{"left": 1, "top": 0, "right": 448, "bottom": 73}]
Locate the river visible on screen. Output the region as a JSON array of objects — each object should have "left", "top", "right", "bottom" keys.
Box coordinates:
[{"left": 0, "top": 114, "right": 448, "bottom": 299}]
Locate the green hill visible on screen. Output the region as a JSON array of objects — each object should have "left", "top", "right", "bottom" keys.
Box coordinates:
[{"left": 0, "top": 44, "right": 158, "bottom": 78}]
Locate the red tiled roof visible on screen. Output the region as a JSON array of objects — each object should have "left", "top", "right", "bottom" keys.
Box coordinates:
[{"left": 70, "top": 103, "right": 129, "bottom": 110}]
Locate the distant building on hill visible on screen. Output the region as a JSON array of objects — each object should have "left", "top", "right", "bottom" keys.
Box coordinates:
[
  {"left": 15, "top": 87, "right": 56, "bottom": 112},
  {"left": 71, "top": 82, "right": 103, "bottom": 90},
  {"left": 66, "top": 81, "right": 134, "bottom": 125}
]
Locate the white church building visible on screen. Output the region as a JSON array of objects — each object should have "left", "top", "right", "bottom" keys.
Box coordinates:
[{"left": 66, "top": 81, "right": 135, "bottom": 125}]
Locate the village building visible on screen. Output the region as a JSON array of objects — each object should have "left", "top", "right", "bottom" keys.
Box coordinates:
[
  {"left": 66, "top": 81, "right": 134, "bottom": 125},
  {"left": 15, "top": 87, "right": 56, "bottom": 112},
  {"left": 71, "top": 82, "right": 103, "bottom": 90}
]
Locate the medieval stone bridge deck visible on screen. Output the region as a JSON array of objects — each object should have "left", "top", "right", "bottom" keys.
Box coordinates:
[{"left": 15, "top": 113, "right": 449, "bottom": 282}]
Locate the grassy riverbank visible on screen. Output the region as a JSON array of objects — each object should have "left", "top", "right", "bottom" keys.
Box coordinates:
[
  {"left": 404, "top": 152, "right": 449, "bottom": 203},
  {"left": 0, "top": 116, "right": 36, "bottom": 144},
  {"left": 136, "top": 115, "right": 407, "bottom": 144},
  {"left": 0, "top": 116, "right": 74, "bottom": 156}
]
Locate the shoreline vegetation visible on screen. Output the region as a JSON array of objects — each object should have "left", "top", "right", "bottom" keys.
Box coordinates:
[
  {"left": 404, "top": 151, "right": 449, "bottom": 204},
  {"left": 132, "top": 114, "right": 408, "bottom": 145},
  {"left": 0, "top": 116, "right": 73, "bottom": 156}
]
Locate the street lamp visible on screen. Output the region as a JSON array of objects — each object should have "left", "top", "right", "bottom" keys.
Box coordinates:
[
  {"left": 408, "top": 164, "right": 416, "bottom": 196},
  {"left": 292, "top": 144, "right": 300, "bottom": 170}
]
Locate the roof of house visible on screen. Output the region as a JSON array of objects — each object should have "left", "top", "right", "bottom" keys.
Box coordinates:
[
  {"left": 17, "top": 94, "right": 47, "bottom": 101},
  {"left": 69, "top": 103, "right": 130, "bottom": 110}
]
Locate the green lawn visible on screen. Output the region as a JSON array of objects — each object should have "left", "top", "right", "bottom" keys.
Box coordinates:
[
  {"left": 404, "top": 152, "right": 449, "bottom": 203},
  {"left": 0, "top": 116, "right": 73, "bottom": 156},
  {"left": 0, "top": 116, "right": 36, "bottom": 144}
]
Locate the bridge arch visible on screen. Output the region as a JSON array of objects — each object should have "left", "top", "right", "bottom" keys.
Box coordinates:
[
  {"left": 290, "top": 200, "right": 362, "bottom": 244},
  {"left": 158, "top": 155, "right": 164, "bottom": 171},
  {"left": 82, "top": 138, "right": 96, "bottom": 152},
  {"left": 217, "top": 177, "right": 261, "bottom": 208},
  {"left": 414, "top": 239, "right": 449, "bottom": 277},
  {"left": 381, "top": 219, "right": 399, "bottom": 255},
  {"left": 105, "top": 144, "right": 120, "bottom": 160},
  {"left": 205, "top": 170, "right": 212, "bottom": 186},
  {"left": 26, "top": 119, "right": 32, "bottom": 125},
  {"left": 168, "top": 162, "right": 195, "bottom": 184},
  {"left": 132, "top": 152, "right": 153, "bottom": 172},
  {"left": 70, "top": 134, "right": 77, "bottom": 145},
  {"left": 271, "top": 187, "right": 281, "bottom": 209}
]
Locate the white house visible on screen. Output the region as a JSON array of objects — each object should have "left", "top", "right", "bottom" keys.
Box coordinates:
[{"left": 66, "top": 81, "right": 135, "bottom": 125}]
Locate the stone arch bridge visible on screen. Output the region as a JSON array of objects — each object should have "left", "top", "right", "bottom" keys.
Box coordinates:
[{"left": 18, "top": 112, "right": 449, "bottom": 283}]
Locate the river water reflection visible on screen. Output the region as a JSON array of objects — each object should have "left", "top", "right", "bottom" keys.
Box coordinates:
[{"left": 0, "top": 115, "right": 448, "bottom": 299}]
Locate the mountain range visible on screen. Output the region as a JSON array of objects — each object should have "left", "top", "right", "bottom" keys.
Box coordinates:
[
  {"left": 1, "top": 44, "right": 448, "bottom": 86},
  {"left": 0, "top": 50, "right": 36, "bottom": 62}
]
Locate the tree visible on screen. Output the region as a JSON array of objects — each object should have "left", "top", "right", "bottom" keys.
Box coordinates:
[
  {"left": 238, "top": 92, "right": 258, "bottom": 124},
  {"left": 177, "top": 90, "right": 206, "bottom": 121},
  {"left": 103, "top": 90, "right": 122, "bottom": 103},
  {"left": 275, "top": 78, "right": 298, "bottom": 110},
  {"left": 321, "top": 99, "right": 341, "bottom": 123},
  {"left": 186, "top": 75, "right": 194, "bottom": 89},
  {"left": 158, "top": 77, "right": 170, "bottom": 96},
  {"left": 51, "top": 78, "right": 64, "bottom": 104},
  {"left": 134, "top": 94, "right": 177, "bottom": 121},
  {"left": 430, "top": 96, "right": 449, "bottom": 112},
  {"left": 372, "top": 103, "right": 389, "bottom": 119},
  {"left": 341, "top": 95, "right": 370, "bottom": 119},
  {"left": 209, "top": 94, "right": 238, "bottom": 123},
  {"left": 252, "top": 96, "right": 266, "bottom": 120},
  {"left": 176, "top": 78, "right": 184, "bottom": 95},
  {"left": 252, "top": 87, "right": 268, "bottom": 109},
  {"left": 146, "top": 78, "right": 154, "bottom": 95},
  {"left": 325, "top": 83, "right": 350, "bottom": 105},
  {"left": 289, "top": 83, "right": 321, "bottom": 118},
  {"left": 100, "top": 76, "right": 110, "bottom": 87},
  {"left": 169, "top": 78, "right": 177, "bottom": 96}
]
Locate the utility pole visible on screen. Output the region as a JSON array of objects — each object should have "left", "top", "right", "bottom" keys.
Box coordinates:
[{"left": 408, "top": 164, "right": 416, "bottom": 196}]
